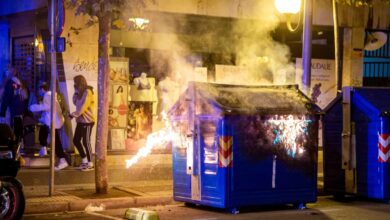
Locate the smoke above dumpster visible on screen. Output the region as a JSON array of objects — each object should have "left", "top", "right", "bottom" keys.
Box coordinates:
[
  {"left": 125, "top": 0, "right": 299, "bottom": 168},
  {"left": 153, "top": 0, "right": 294, "bottom": 107},
  {"left": 231, "top": 1, "right": 295, "bottom": 85}
]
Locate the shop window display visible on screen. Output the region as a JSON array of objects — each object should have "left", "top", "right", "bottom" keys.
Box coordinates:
[
  {"left": 127, "top": 101, "right": 153, "bottom": 140},
  {"left": 126, "top": 72, "right": 158, "bottom": 151},
  {"left": 108, "top": 57, "right": 129, "bottom": 150}
]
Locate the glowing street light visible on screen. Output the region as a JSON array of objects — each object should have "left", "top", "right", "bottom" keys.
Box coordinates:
[
  {"left": 275, "top": 0, "right": 302, "bottom": 32},
  {"left": 275, "top": 0, "right": 312, "bottom": 97},
  {"left": 274, "top": 0, "right": 301, "bottom": 14}
]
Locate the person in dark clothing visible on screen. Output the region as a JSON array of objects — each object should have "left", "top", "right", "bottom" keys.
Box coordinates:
[{"left": 0, "top": 67, "right": 29, "bottom": 142}]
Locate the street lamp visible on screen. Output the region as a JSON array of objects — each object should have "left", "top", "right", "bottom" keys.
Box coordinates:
[
  {"left": 274, "top": 0, "right": 301, "bottom": 14},
  {"left": 275, "top": 0, "right": 312, "bottom": 96},
  {"left": 274, "top": 0, "right": 301, "bottom": 32}
]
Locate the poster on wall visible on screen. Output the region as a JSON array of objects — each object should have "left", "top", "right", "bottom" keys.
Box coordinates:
[
  {"left": 127, "top": 102, "right": 153, "bottom": 140},
  {"left": 108, "top": 57, "right": 129, "bottom": 150},
  {"left": 128, "top": 73, "right": 156, "bottom": 145},
  {"left": 109, "top": 128, "right": 126, "bottom": 150},
  {"left": 109, "top": 57, "right": 129, "bottom": 83},
  {"left": 109, "top": 84, "right": 128, "bottom": 128},
  {"left": 295, "top": 58, "right": 337, "bottom": 109}
]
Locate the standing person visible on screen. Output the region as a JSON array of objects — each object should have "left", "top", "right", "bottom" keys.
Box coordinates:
[
  {"left": 0, "top": 66, "right": 29, "bottom": 142},
  {"left": 0, "top": 64, "right": 13, "bottom": 99},
  {"left": 29, "top": 83, "right": 69, "bottom": 171},
  {"left": 70, "top": 75, "right": 95, "bottom": 171}
]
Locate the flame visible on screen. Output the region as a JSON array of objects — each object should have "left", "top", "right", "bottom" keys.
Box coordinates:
[
  {"left": 125, "top": 111, "right": 174, "bottom": 168},
  {"left": 267, "top": 115, "right": 311, "bottom": 158}
]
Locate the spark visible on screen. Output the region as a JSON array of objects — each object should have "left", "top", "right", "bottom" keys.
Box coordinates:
[
  {"left": 125, "top": 111, "right": 174, "bottom": 168},
  {"left": 267, "top": 115, "right": 311, "bottom": 158}
]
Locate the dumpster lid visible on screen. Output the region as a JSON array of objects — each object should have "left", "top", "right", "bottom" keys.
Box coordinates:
[
  {"left": 352, "top": 87, "right": 390, "bottom": 116},
  {"left": 170, "top": 82, "right": 318, "bottom": 116},
  {"left": 325, "top": 87, "right": 390, "bottom": 116}
]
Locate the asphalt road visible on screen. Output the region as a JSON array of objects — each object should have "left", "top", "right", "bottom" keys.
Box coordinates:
[{"left": 23, "top": 196, "right": 390, "bottom": 220}]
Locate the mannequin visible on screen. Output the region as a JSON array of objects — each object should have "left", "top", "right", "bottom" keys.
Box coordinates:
[{"left": 133, "top": 72, "right": 151, "bottom": 90}]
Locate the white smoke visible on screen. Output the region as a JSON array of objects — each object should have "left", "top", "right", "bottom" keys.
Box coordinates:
[
  {"left": 125, "top": 0, "right": 297, "bottom": 168},
  {"left": 149, "top": 0, "right": 294, "bottom": 91},
  {"left": 232, "top": 0, "right": 295, "bottom": 85}
]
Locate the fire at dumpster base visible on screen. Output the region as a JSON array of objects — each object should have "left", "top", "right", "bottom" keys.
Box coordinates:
[
  {"left": 125, "top": 112, "right": 175, "bottom": 168},
  {"left": 266, "top": 115, "right": 312, "bottom": 158}
]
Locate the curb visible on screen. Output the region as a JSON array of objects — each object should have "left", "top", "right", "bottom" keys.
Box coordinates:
[{"left": 25, "top": 196, "right": 174, "bottom": 214}]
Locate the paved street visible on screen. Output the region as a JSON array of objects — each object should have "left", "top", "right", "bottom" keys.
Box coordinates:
[{"left": 23, "top": 196, "right": 390, "bottom": 220}]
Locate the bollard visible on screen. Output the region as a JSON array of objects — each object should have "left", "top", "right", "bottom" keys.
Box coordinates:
[{"left": 124, "top": 208, "right": 159, "bottom": 220}]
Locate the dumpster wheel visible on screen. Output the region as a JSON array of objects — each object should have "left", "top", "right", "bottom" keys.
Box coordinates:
[
  {"left": 229, "top": 208, "right": 239, "bottom": 214},
  {"left": 294, "top": 203, "right": 306, "bottom": 210}
]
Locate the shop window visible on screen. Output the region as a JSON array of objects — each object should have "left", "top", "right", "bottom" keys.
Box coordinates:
[{"left": 12, "top": 35, "right": 35, "bottom": 92}]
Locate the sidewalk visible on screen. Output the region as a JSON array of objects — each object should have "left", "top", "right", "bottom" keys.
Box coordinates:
[
  {"left": 22, "top": 150, "right": 324, "bottom": 214},
  {"left": 24, "top": 180, "right": 175, "bottom": 214}
]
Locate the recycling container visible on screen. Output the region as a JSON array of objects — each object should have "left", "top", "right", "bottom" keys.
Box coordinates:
[
  {"left": 323, "top": 87, "right": 390, "bottom": 202},
  {"left": 169, "top": 82, "right": 320, "bottom": 212}
]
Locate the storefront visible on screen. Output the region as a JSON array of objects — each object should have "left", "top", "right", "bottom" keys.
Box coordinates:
[{"left": 0, "top": 1, "right": 339, "bottom": 157}]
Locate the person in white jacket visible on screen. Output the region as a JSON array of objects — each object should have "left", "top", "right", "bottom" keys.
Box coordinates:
[{"left": 29, "top": 83, "right": 69, "bottom": 171}]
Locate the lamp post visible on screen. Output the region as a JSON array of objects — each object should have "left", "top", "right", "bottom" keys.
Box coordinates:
[
  {"left": 302, "top": 0, "right": 312, "bottom": 96},
  {"left": 275, "top": 0, "right": 312, "bottom": 96}
]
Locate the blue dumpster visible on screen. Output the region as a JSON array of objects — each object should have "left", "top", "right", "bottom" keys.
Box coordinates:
[
  {"left": 323, "top": 87, "right": 390, "bottom": 202},
  {"left": 169, "top": 82, "right": 320, "bottom": 212}
]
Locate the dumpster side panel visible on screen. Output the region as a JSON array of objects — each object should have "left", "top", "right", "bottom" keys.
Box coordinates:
[
  {"left": 383, "top": 117, "right": 390, "bottom": 199},
  {"left": 323, "top": 98, "right": 345, "bottom": 194},
  {"left": 228, "top": 116, "right": 273, "bottom": 207},
  {"left": 172, "top": 144, "right": 192, "bottom": 200},
  {"left": 231, "top": 123, "right": 273, "bottom": 192},
  {"left": 226, "top": 115, "right": 317, "bottom": 208},
  {"left": 198, "top": 117, "right": 226, "bottom": 208},
  {"left": 378, "top": 116, "right": 390, "bottom": 200},
  {"left": 353, "top": 90, "right": 390, "bottom": 200},
  {"left": 172, "top": 119, "right": 192, "bottom": 201},
  {"left": 324, "top": 88, "right": 390, "bottom": 201},
  {"left": 354, "top": 118, "right": 381, "bottom": 198},
  {"left": 363, "top": 121, "right": 384, "bottom": 198}
]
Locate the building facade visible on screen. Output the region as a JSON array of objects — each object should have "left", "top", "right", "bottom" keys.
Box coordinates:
[{"left": 0, "top": 0, "right": 389, "bottom": 155}]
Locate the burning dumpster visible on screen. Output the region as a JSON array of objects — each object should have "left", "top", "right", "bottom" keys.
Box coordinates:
[
  {"left": 169, "top": 82, "right": 320, "bottom": 212},
  {"left": 323, "top": 87, "right": 390, "bottom": 202}
]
